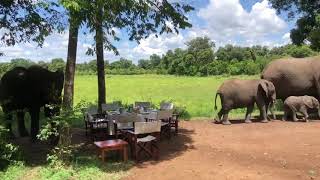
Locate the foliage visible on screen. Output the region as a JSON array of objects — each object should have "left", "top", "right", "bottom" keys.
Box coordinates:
[
  {"left": 269, "top": 0, "right": 320, "bottom": 51},
  {"left": 0, "top": 126, "right": 19, "bottom": 170},
  {"left": 37, "top": 110, "right": 77, "bottom": 167},
  {"left": 287, "top": 45, "right": 315, "bottom": 58},
  {"left": 0, "top": 0, "right": 65, "bottom": 46}
]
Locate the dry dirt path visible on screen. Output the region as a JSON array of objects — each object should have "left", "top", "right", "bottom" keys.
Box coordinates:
[{"left": 124, "top": 120, "right": 320, "bottom": 180}]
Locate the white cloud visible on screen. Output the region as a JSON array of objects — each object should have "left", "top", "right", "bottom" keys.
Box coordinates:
[
  {"left": 132, "top": 33, "right": 185, "bottom": 59},
  {"left": 0, "top": 0, "right": 292, "bottom": 63},
  {"left": 197, "top": 0, "right": 287, "bottom": 46}
]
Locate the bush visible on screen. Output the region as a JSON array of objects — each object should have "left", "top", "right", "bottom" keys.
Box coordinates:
[
  {"left": 288, "top": 45, "right": 315, "bottom": 58},
  {"left": 0, "top": 126, "right": 19, "bottom": 170}
]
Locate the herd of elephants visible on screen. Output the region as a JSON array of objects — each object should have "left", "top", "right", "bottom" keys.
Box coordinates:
[
  {"left": 214, "top": 56, "right": 320, "bottom": 125},
  {"left": 0, "top": 56, "right": 320, "bottom": 141}
]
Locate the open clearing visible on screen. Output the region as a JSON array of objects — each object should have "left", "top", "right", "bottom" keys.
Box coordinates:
[
  {"left": 125, "top": 120, "right": 320, "bottom": 180},
  {"left": 74, "top": 75, "right": 257, "bottom": 118}
]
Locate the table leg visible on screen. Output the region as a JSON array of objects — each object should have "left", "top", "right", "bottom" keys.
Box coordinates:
[{"left": 123, "top": 145, "right": 128, "bottom": 162}]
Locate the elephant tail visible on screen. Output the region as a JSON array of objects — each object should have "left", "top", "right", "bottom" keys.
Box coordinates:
[{"left": 214, "top": 93, "right": 220, "bottom": 110}]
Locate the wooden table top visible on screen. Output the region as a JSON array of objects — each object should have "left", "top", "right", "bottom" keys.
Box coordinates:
[{"left": 94, "top": 139, "right": 128, "bottom": 148}]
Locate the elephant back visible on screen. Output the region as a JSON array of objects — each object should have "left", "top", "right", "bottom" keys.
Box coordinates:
[{"left": 0, "top": 67, "right": 29, "bottom": 103}]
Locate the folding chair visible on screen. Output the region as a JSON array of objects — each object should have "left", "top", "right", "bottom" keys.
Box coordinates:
[
  {"left": 112, "top": 113, "right": 142, "bottom": 139},
  {"left": 134, "top": 101, "right": 151, "bottom": 113},
  {"left": 126, "top": 121, "right": 161, "bottom": 161},
  {"left": 84, "top": 106, "right": 108, "bottom": 140},
  {"left": 160, "top": 102, "right": 179, "bottom": 135},
  {"left": 145, "top": 110, "right": 173, "bottom": 140}
]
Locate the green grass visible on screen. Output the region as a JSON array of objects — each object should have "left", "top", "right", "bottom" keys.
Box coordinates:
[
  {"left": 74, "top": 74, "right": 258, "bottom": 118},
  {"left": 1, "top": 74, "right": 263, "bottom": 180},
  {"left": 0, "top": 158, "right": 133, "bottom": 180}
]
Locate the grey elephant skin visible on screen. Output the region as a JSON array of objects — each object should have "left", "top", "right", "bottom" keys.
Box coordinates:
[
  {"left": 283, "top": 96, "right": 320, "bottom": 122},
  {"left": 214, "top": 79, "right": 276, "bottom": 125},
  {"left": 261, "top": 56, "right": 320, "bottom": 101},
  {"left": 0, "top": 66, "right": 64, "bottom": 141}
]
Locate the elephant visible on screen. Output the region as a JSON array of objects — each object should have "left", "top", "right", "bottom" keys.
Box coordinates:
[
  {"left": 0, "top": 65, "right": 64, "bottom": 140},
  {"left": 261, "top": 56, "right": 320, "bottom": 102},
  {"left": 214, "top": 79, "right": 276, "bottom": 125},
  {"left": 282, "top": 95, "right": 320, "bottom": 122}
]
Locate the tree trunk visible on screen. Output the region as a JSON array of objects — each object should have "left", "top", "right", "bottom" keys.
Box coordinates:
[
  {"left": 95, "top": 5, "right": 106, "bottom": 112},
  {"left": 62, "top": 16, "right": 79, "bottom": 110}
]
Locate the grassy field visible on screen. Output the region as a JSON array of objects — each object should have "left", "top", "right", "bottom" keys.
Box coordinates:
[
  {"left": 74, "top": 74, "right": 258, "bottom": 119},
  {"left": 2, "top": 74, "right": 263, "bottom": 180}
]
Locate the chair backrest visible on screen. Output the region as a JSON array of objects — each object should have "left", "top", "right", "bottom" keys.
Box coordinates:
[
  {"left": 134, "top": 102, "right": 151, "bottom": 110},
  {"left": 84, "top": 106, "right": 98, "bottom": 122},
  {"left": 160, "top": 102, "right": 174, "bottom": 110},
  {"left": 86, "top": 106, "right": 98, "bottom": 115},
  {"left": 156, "top": 110, "right": 173, "bottom": 120},
  {"left": 134, "top": 121, "right": 161, "bottom": 134},
  {"left": 102, "top": 103, "right": 119, "bottom": 112},
  {"left": 111, "top": 113, "right": 142, "bottom": 129}
]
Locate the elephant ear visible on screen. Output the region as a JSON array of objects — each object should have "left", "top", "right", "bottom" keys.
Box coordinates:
[
  {"left": 258, "top": 82, "right": 268, "bottom": 98},
  {"left": 303, "top": 96, "right": 314, "bottom": 109}
]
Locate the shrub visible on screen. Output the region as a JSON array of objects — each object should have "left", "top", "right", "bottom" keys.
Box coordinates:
[
  {"left": 288, "top": 45, "right": 315, "bottom": 58},
  {"left": 0, "top": 126, "right": 19, "bottom": 170}
]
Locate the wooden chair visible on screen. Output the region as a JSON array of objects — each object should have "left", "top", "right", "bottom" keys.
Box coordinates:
[
  {"left": 150, "top": 110, "right": 173, "bottom": 139},
  {"left": 134, "top": 101, "right": 151, "bottom": 113},
  {"left": 101, "top": 103, "right": 120, "bottom": 114},
  {"left": 112, "top": 113, "right": 142, "bottom": 139},
  {"left": 160, "top": 102, "right": 174, "bottom": 110},
  {"left": 125, "top": 121, "right": 161, "bottom": 161},
  {"left": 84, "top": 106, "right": 108, "bottom": 140},
  {"left": 160, "top": 102, "right": 179, "bottom": 135}
]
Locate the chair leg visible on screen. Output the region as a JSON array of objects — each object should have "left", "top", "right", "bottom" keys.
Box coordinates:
[{"left": 175, "top": 120, "right": 178, "bottom": 135}]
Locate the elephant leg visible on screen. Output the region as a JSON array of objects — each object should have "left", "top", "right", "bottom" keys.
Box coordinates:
[
  {"left": 245, "top": 105, "right": 254, "bottom": 123},
  {"left": 258, "top": 104, "right": 268, "bottom": 123},
  {"left": 300, "top": 107, "right": 309, "bottom": 122},
  {"left": 291, "top": 109, "right": 298, "bottom": 122},
  {"left": 17, "top": 111, "right": 28, "bottom": 137},
  {"left": 30, "top": 108, "right": 40, "bottom": 141},
  {"left": 222, "top": 109, "right": 231, "bottom": 125},
  {"left": 268, "top": 102, "right": 276, "bottom": 120},
  {"left": 282, "top": 109, "right": 288, "bottom": 121},
  {"left": 5, "top": 113, "right": 14, "bottom": 138},
  {"left": 215, "top": 109, "right": 223, "bottom": 123}
]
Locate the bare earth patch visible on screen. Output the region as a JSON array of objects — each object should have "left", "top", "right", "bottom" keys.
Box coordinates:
[{"left": 124, "top": 120, "right": 320, "bottom": 180}]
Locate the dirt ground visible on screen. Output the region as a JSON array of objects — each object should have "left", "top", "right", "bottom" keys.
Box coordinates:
[{"left": 124, "top": 120, "right": 320, "bottom": 180}]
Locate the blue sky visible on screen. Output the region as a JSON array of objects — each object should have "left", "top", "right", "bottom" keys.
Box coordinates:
[{"left": 0, "top": 0, "right": 296, "bottom": 63}]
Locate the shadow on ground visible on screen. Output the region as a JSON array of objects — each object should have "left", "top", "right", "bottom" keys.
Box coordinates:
[{"left": 9, "top": 123, "right": 195, "bottom": 172}]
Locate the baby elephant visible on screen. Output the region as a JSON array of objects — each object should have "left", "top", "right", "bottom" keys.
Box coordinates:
[
  {"left": 283, "top": 96, "right": 320, "bottom": 122},
  {"left": 214, "top": 79, "right": 276, "bottom": 125}
]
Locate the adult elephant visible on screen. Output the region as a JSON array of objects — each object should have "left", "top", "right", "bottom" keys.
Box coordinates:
[
  {"left": 0, "top": 65, "right": 64, "bottom": 140},
  {"left": 261, "top": 56, "right": 320, "bottom": 101}
]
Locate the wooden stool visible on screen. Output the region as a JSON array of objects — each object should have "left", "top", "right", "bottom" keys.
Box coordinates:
[{"left": 94, "top": 139, "right": 128, "bottom": 162}]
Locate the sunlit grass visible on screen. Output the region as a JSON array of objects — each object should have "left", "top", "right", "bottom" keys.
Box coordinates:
[{"left": 74, "top": 74, "right": 259, "bottom": 119}]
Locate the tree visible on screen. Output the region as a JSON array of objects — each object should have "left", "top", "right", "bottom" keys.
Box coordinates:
[
  {"left": 138, "top": 59, "right": 151, "bottom": 69},
  {"left": 61, "top": 0, "right": 194, "bottom": 111},
  {"left": 269, "top": 0, "right": 320, "bottom": 50},
  {"left": 149, "top": 54, "right": 162, "bottom": 69},
  {"left": 0, "top": 0, "right": 65, "bottom": 46},
  {"left": 110, "top": 58, "right": 135, "bottom": 69},
  {"left": 48, "top": 58, "right": 65, "bottom": 71}
]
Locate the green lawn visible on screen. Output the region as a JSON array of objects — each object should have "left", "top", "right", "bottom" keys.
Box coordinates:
[
  {"left": 1, "top": 74, "right": 262, "bottom": 180},
  {"left": 74, "top": 74, "right": 258, "bottom": 118}
]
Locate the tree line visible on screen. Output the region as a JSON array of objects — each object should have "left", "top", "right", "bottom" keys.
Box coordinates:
[
  {"left": 1, "top": 0, "right": 319, "bottom": 111},
  {"left": 0, "top": 36, "right": 318, "bottom": 77}
]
